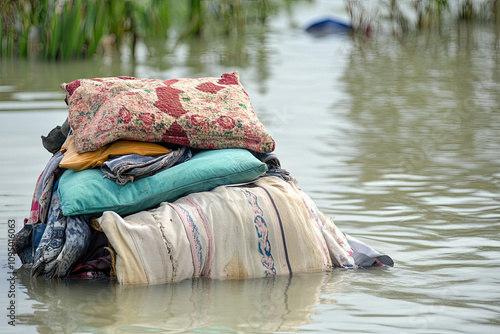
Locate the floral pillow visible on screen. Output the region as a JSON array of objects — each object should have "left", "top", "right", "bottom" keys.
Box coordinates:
[{"left": 61, "top": 71, "right": 275, "bottom": 153}]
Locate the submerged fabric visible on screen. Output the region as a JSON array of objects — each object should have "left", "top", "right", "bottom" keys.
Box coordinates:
[
  {"left": 100, "top": 146, "right": 192, "bottom": 185},
  {"left": 31, "top": 185, "right": 67, "bottom": 277},
  {"left": 27, "top": 152, "right": 64, "bottom": 226},
  {"left": 59, "top": 135, "right": 171, "bottom": 171},
  {"left": 50, "top": 214, "right": 92, "bottom": 278},
  {"left": 344, "top": 234, "right": 395, "bottom": 267},
  {"left": 13, "top": 152, "right": 64, "bottom": 263},
  {"left": 97, "top": 176, "right": 361, "bottom": 285},
  {"left": 31, "top": 182, "right": 92, "bottom": 278},
  {"left": 58, "top": 149, "right": 267, "bottom": 217}
]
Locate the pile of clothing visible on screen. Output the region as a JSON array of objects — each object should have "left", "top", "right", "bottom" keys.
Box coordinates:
[{"left": 13, "top": 72, "right": 393, "bottom": 284}]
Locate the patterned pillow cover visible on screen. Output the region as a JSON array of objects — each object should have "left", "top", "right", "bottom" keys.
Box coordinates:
[{"left": 61, "top": 71, "right": 275, "bottom": 154}]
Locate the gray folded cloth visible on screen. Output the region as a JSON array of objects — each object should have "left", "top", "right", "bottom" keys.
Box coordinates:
[
  {"left": 41, "top": 118, "right": 70, "bottom": 154},
  {"left": 100, "top": 146, "right": 193, "bottom": 185},
  {"left": 345, "top": 234, "right": 394, "bottom": 268}
]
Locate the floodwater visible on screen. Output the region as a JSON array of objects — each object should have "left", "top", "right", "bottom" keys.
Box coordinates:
[{"left": 1, "top": 1, "right": 499, "bottom": 333}]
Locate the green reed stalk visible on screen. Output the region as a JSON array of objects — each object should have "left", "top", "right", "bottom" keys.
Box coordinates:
[
  {"left": 188, "top": 0, "right": 203, "bottom": 36},
  {"left": 0, "top": 0, "right": 173, "bottom": 60},
  {"left": 0, "top": 16, "right": 4, "bottom": 58},
  {"left": 347, "top": 0, "right": 498, "bottom": 35},
  {"left": 1, "top": 0, "right": 298, "bottom": 60}
]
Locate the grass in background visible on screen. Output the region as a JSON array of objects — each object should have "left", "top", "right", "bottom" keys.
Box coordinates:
[
  {"left": 0, "top": 0, "right": 171, "bottom": 60},
  {"left": 0, "top": 0, "right": 297, "bottom": 61},
  {"left": 346, "top": 0, "right": 500, "bottom": 36}
]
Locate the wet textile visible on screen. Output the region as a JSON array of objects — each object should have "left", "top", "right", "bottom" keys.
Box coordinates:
[
  {"left": 32, "top": 184, "right": 67, "bottom": 277},
  {"left": 12, "top": 224, "right": 34, "bottom": 265},
  {"left": 75, "top": 229, "right": 110, "bottom": 265},
  {"left": 60, "top": 135, "right": 172, "bottom": 171},
  {"left": 41, "top": 118, "right": 69, "bottom": 154},
  {"left": 13, "top": 152, "right": 64, "bottom": 263},
  {"left": 31, "top": 182, "right": 92, "bottom": 278},
  {"left": 50, "top": 214, "right": 92, "bottom": 278},
  {"left": 100, "top": 146, "right": 192, "bottom": 185},
  {"left": 254, "top": 152, "right": 292, "bottom": 181},
  {"left": 32, "top": 223, "right": 47, "bottom": 250},
  {"left": 60, "top": 72, "right": 275, "bottom": 154},
  {"left": 345, "top": 234, "right": 395, "bottom": 267},
  {"left": 68, "top": 229, "right": 112, "bottom": 279},
  {"left": 27, "top": 152, "right": 64, "bottom": 226},
  {"left": 58, "top": 148, "right": 267, "bottom": 217},
  {"left": 69, "top": 255, "right": 112, "bottom": 279},
  {"left": 256, "top": 152, "right": 281, "bottom": 170},
  {"left": 96, "top": 176, "right": 390, "bottom": 285}
]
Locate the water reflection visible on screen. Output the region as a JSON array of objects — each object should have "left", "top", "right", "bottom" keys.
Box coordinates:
[
  {"left": 335, "top": 21, "right": 500, "bottom": 226},
  {"left": 2, "top": 2, "right": 500, "bottom": 333},
  {"left": 0, "top": 10, "right": 274, "bottom": 96},
  {"left": 317, "top": 20, "right": 500, "bottom": 332},
  {"left": 16, "top": 266, "right": 349, "bottom": 333}
]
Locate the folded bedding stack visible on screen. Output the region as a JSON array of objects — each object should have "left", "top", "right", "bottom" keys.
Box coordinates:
[{"left": 13, "top": 71, "right": 393, "bottom": 284}]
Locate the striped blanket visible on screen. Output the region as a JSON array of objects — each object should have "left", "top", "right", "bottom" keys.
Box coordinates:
[{"left": 98, "top": 176, "right": 377, "bottom": 285}]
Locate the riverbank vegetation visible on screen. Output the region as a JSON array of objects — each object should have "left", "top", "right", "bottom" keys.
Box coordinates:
[
  {"left": 0, "top": 0, "right": 290, "bottom": 61},
  {"left": 1, "top": 0, "right": 174, "bottom": 59},
  {"left": 2, "top": 0, "right": 499, "bottom": 61},
  {"left": 347, "top": 0, "right": 500, "bottom": 36}
]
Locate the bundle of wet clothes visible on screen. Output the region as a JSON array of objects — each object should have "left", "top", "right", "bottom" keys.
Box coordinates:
[
  {"left": 12, "top": 73, "right": 393, "bottom": 284},
  {"left": 12, "top": 125, "right": 270, "bottom": 280}
]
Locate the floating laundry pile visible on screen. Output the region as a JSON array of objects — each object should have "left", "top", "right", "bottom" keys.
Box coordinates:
[{"left": 13, "top": 71, "right": 393, "bottom": 284}]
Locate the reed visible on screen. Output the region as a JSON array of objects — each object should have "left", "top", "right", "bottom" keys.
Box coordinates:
[
  {"left": 0, "top": 0, "right": 172, "bottom": 60},
  {"left": 346, "top": 0, "right": 500, "bottom": 36},
  {"left": 1, "top": 0, "right": 300, "bottom": 61}
]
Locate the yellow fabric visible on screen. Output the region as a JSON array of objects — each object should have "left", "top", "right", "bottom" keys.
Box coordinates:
[{"left": 59, "top": 136, "right": 171, "bottom": 171}]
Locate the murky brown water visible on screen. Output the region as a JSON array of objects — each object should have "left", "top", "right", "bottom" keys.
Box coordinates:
[{"left": 1, "top": 1, "right": 499, "bottom": 333}]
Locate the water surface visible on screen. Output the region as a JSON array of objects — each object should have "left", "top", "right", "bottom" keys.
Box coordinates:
[{"left": 1, "top": 1, "right": 499, "bottom": 333}]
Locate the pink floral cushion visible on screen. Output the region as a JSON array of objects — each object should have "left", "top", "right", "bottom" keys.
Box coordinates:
[{"left": 60, "top": 71, "right": 275, "bottom": 153}]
